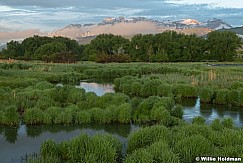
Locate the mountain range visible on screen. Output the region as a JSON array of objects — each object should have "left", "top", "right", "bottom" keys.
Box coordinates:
[
  {"left": 48, "top": 17, "right": 233, "bottom": 44},
  {"left": 0, "top": 17, "right": 240, "bottom": 46}
]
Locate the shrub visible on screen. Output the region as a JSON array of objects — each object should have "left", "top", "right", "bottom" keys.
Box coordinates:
[
  {"left": 2, "top": 105, "right": 19, "bottom": 126},
  {"left": 192, "top": 116, "right": 206, "bottom": 125},
  {"left": 172, "top": 124, "right": 214, "bottom": 145},
  {"left": 67, "top": 134, "right": 121, "bottom": 163},
  {"left": 67, "top": 88, "right": 85, "bottom": 104},
  {"left": 210, "top": 118, "right": 223, "bottom": 131},
  {"left": 174, "top": 135, "right": 212, "bottom": 163},
  {"left": 90, "top": 108, "right": 106, "bottom": 123},
  {"left": 75, "top": 111, "right": 91, "bottom": 124},
  {"left": 239, "top": 89, "right": 243, "bottom": 107},
  {"left": 127, "top": 125, "right": 170, "bottom": 153},
  {"left": 35, "top": 96, "right": 57, "bottom": 110},
  {"left": 170, "top": 105, "right": 184, "bottom": 119},
  {"left": 150, "top": 106, "right": 169, "bottom": 122},
  {"left": 41, "top": 139, "right": 59, "bottom": 158},
  {"left": 106, "top": 105, "right": 119, "bottom": 122},
  {"left": 35, "top": 81, "right": 54, "bottom": 90},
  {"left": 212, "top": 128, "right": 243, "bottom": 147},
  {"left": 133, "top": 96, "right": 161, "bottom": 123},
  {"left": 140, "top": 80, "right": 158, "bottom": 97},
  {"left": 147, "top": 140, "right": 180, "bottom": 163},
  {"left": 58, "top": 141, "right": 70, "bottom": 160},
  {"left": 157, "top": 83, "right": 172, "bottom": 97},
  {"left": 226, "top": 89, "right": 240, "bottom": 106},
  {"left": 199, "top": 87, "right": 214, "bottom": 103},
  {"left": 125, "top": 140, "right": 180, "bottom": 163},
  {"left": 124, "top": 149, "right": 153, "bottom": 163},
  {"left": 214, "top": 89, "right": 229, "bottom": 105},
  {"left": 221, "top": 117, "right": 234, "bottom": 129},
  {"left": 131, "top": 82, "right": 142, "bottom": 96},
  {"left": 54, "top": 111, "right": 73, "bottom": 125},
  {"left": 153, "top": 97, "right": 175, "bottom": 110},
  {"left": 24, "top": 108, "right": 44, "bottom": 125},
  {"left": 173, "top": 84, "right": 197, "bottom": 99},
  {"left": 44, "top": 107, "right": 61, "bottom": 124},
  {"left": 214, "top": 145, "right": 243, "bottom": 157},
  {"left": 117, "top": 103, "right": 132, "bottom": 124}
]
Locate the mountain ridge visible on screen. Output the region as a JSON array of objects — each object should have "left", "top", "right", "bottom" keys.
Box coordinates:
[{"left": 48, "top": 17, "right": 232, "bottom": 44}]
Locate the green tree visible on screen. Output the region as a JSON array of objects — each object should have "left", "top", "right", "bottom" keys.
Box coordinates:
[
  {"left": 2, "top": 40, "right": 24, "bottom": 59},
  {"left": 207, "top": 31, "right": 241, "bottom": 61},
  {"left": 34, "top": 42, "right": 67, "bottom": 62},
  {"left": 22, "top": 35, "right": 53, "bottom": 60}
]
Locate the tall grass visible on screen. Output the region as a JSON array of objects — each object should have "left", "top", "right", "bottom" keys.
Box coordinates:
[
  {"left": 127, "top": 125, "right": 170, "bottom": 153},
  {"left": 174, "top": 135, "right": 212, "bottom": 163},
  {"left": 36, "top": 133, "right": 122, "bottom": 163},
  {"left": 24, "top": 108, "right": 44, "bottom": 125},
  {"left": 125, "top": 140, "right": 180, "bottom": 163},
  {"left": 1, "top": 106, "right": 19, "bottom": 126}
]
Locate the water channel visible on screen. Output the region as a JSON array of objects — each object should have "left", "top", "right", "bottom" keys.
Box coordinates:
[{"left": 1, "top": 80, "right": 243, "bottom": 162}]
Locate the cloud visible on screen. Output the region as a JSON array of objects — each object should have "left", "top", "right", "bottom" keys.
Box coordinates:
[
  {"left": 165, "top": 0, "right": 243, "bottom": 9},
  {"left": 0, "top": 29, "right": 47, "bottom": 42},
  {"left": 0, "top": 0, "right": 242, "bottom": 40},
  {"left": 0, "top": 5, "right": 148, "bottom": 32}
]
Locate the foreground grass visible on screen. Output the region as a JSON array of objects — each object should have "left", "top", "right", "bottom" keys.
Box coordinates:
[
  {"left": 28, "top": 118, "right": 243, "bottom": 163},
  {"left": 1, "top": 61, "right": 243, "bottom": 162}
]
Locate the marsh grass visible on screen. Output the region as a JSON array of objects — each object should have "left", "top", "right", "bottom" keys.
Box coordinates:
[
  {"left": 174, "top": 135, "right": 212, "bottom": 163},
  {"left": 127, "top": 125, "right": 170, "bottom": 153},
  {"left": 37, "top": 134, "right": 122, "bottom": 163},
  {"left": 1, "top": 106, "right": 19, "bottom": 126}
]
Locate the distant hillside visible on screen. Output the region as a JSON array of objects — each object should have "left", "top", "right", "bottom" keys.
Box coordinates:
[
  {"left": 49, "top": 17, "right": 230, "bottom": 44},
  {"left": 218, "top": 26, "right": 243, "bottom": 35},
  {"left": 218, "top": 26, "right": 243, "bottom": 40},
  {"left": 48, "top": 21, "right": 160, "bottom": 40}
]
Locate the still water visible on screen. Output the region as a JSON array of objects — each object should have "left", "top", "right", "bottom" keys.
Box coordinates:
[
  {"left": 76, "top": 80, "right": 115, "bottom": 96},
  {"left": 1, "top": 81, "right": 243, "bottom": 162},
  {"left": 78, "top": 81, "right": 243, "bottom": 126},
  {"left": 0, "top": 124, "right": 138, "bottom": 163},
  {"left": 182, "top": 98, "right": 243, "bottom": 127}
]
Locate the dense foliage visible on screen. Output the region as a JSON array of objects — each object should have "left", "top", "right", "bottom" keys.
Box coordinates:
[
  {"left": 0, "top": 31, "right": 241, "bottom": 62},
  {"left": 82, "top": 31, "right": 241, "bottom": 62},
  {"left": 28, "top": 134, "right": 122, "bottom": 163},
  {"left": 0, "top": 36, "right": 83, "bottom": 62}
]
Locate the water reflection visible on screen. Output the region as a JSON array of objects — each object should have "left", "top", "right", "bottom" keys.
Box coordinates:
[
  {"left": 76, "top": 81, "right": 115, "bottom": 96},
  {"left": 0, "top": 125, "right": 19, "bottom": 143},
  {"left": 182, "top": 98, "right": 243, "bottom": 127},
  {"left": 0, "top": 123, "right": 136, "bottom": 163}
]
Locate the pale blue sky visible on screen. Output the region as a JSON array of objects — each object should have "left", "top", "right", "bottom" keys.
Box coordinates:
[{"left": 0, "top": 0, "right": 242, "bottom": 32}]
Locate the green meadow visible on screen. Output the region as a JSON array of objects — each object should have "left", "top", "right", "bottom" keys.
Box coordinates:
[{"left": 0, "top": 61, "right": 243, "bottom": 162}]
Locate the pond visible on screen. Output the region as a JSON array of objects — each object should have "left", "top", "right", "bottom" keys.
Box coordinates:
[
  {"left": 0, "top": 123, "right": 139, "bottom": 163},
  {"left": 182, "top": 98, "right": 243, "bottom": 127},
  {"left": 79, "top": 81, "right": 243, "bottom": 126},
  {"left": 76, "top": 80, "right": 115, "bottom": 96},
  {"left": 1, "top": 80, "right": 243, "bottom": 162}
]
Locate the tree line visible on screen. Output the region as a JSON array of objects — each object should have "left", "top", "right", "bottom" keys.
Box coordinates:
[
  {"left": 0, "top": 31, "right": 241, "bottom": 62},
  {"left": 0, "top": 36, "right": 84, "bottom": 63}
]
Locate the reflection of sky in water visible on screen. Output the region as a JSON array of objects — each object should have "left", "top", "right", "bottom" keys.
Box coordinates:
[
  {"left": 183, "top": 98, "right": 243, "bottom": 127},
  {"left": 77, "top": 82, "right": 115, "bottom": 96},
  {"left": 0, "top": 123, "right": 137, "bottom": 163}
]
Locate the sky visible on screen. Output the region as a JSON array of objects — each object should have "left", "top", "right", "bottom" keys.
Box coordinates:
[{"left": 0, "top": 0, "right": 243, "bottom": 38}]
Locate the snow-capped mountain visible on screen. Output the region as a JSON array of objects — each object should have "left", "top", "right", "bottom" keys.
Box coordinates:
[
  {"left": 204, "top": 18, "right": 232, "bottom": 30},
  {"left": 49, "top": 17, "right": 232, "bottom": 41}
]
